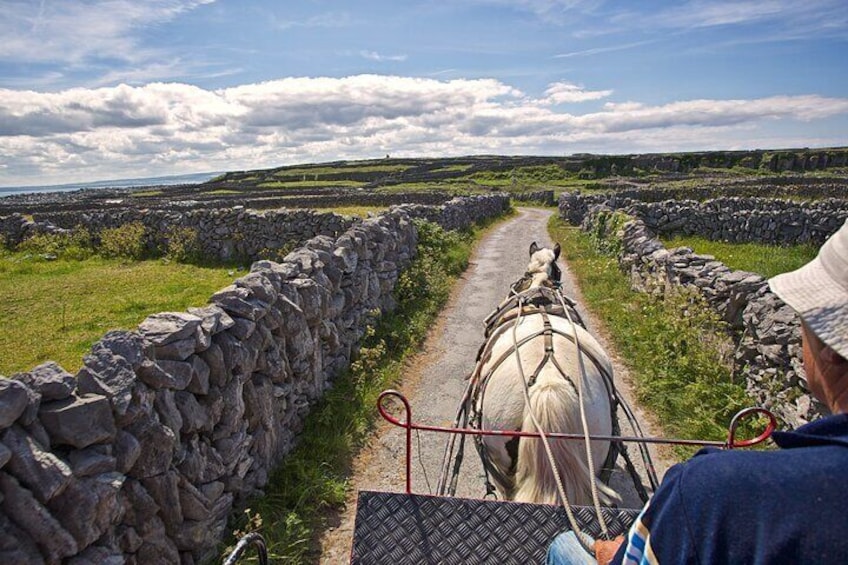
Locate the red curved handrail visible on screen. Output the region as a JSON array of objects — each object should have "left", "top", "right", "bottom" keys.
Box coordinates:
[{"left": 377, "top": 389, "right": 777, "bottom": 493}]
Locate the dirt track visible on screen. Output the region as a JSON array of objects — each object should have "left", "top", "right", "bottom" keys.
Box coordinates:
[{"left": 316, "top": 208, "right": 675, "bottom": 563}]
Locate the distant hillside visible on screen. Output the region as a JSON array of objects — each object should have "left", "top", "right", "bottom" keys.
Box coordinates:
[
  {"left": 209, "top": 148, "right": 848, "bottom": 189},
  {"left": 2, "top": 147, "right": 846, "bottom": 216}
]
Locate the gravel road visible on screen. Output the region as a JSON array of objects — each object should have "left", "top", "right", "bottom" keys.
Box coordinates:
[{"left": 317, "top": 208, "right": 675, "bottom": 563}]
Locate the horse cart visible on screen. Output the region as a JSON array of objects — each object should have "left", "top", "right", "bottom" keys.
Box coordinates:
[{"left": 226, "top": 243, "right": 777, "bottom": 564}]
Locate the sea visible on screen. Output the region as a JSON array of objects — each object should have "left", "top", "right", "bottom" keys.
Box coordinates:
[{"left": 0, "top": 171, "right": 222, "bottom": 198}]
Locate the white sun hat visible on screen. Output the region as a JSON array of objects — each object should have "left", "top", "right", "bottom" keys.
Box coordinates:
[{"left": 768, "top": 218, "right": 848, "bottom": 360}]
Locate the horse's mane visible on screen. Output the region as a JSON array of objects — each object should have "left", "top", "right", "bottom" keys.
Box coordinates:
[{"left": 526, "top": 248, "right": 557, "bottom": 275}]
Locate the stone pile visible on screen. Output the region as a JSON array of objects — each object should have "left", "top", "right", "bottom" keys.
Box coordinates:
[
  {"left": 582, "top": 209, "right": 825, "bottom": 430},
  {"left": 0, "top": 194, "right": 508, "bottom": 564}
]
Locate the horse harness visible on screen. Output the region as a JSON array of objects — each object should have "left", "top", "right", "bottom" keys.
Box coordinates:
[{"left": 466, "top": 281, "right": 622, "bottom": 499}]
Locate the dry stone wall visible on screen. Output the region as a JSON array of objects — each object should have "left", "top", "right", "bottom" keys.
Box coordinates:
[
  {"left": 2, "top": 207, "right": 356, "bottom": 262},
  {"left": 577, "top": 205, "right": 832, "bottom": 430},
  {"left": 1, "top": 194, "right": 510, "bottom": 260},
  {"left": 0, "top": 194, "right": 509, "bottom": 564},
  {"left": 559, "top": 192, "right": 848, "bottom": 245},
  {"left": 511, "top": 190, "right": 555, "bottom": 206}
]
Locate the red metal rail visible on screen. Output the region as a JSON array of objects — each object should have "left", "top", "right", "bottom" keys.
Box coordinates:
[{"left": 377, "top": 389, "right": 777, "bottom": 494}]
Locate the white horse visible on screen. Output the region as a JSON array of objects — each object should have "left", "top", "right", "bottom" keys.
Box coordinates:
[{"left": 471, "top": 242, "right": 619, "bottom": 506}]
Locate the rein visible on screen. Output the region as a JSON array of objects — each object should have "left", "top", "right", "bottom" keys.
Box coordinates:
[
  {"left": 475, "top": 282, "right": 616, "bottom": 543},
  {"left": 439, "top": 272, "right": 658, "bottom": 548}
]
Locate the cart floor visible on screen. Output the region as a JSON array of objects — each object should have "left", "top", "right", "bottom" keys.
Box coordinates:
[{"left": 351, "top": 490, "right": 640, "bottom": 564}]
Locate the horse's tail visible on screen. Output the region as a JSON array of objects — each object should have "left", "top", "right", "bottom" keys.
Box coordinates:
[{"left": 513, "top": 376, "right": 619, "bottom": 506}]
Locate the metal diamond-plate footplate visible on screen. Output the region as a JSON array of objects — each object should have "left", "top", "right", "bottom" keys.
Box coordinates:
[{"left": 351, "top": 491, "right": 639, "bottom": 564}]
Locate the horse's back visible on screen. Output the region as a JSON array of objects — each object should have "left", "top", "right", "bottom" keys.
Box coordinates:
[{"left": 477, "top": 313, "right": 613, "bottom": 425}]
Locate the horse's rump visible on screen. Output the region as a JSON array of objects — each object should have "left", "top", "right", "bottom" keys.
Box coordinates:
[{"left": 472, "top": 302, "right": 618, "bottom": 506}]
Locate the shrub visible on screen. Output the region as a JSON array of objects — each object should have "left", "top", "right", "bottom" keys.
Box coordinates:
[
  {"left": 99, "top": 222, "right": 147, "bottom": 260},
  {"left": 163, "top": 226, "right": 201, "bottom": 263},
  {"left": 586, "top": 209, "right": 631, "bottom": 256},
  {"left": 258, "top": 241, "right": 299, "bottom": 263},
  {"left": 17, "top": 227, "right": 94, "bottom": 260},
  {"left": 395, "top": 219, "right": 470, "bottom": 305}
]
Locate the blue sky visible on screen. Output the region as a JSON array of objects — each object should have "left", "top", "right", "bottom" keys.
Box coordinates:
[{"left": 1, "top": 0, "right": 847, "bottom": 186}]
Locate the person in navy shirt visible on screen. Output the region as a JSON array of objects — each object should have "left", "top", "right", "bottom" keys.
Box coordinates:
[{"left": 548, "top": 218, "right": 848, "bottom": 565}]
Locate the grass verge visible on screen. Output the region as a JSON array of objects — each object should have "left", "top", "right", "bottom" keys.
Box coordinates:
[
  {"left": 224, "top": 213, "right": 511, "bottom": 563},
  {"left": 548, "top": 217, "right": 757, "bottom": 458},
  {"left": 0, "top": 251, "right": 242, "bottom": 375},
  {"left": 660, "top": 235, "right": 818, "bottom": 278}
]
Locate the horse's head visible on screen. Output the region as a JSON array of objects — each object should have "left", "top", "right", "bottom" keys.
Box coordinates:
[{"left": 526, "top": 241, "right": 562, "bottom": 288}]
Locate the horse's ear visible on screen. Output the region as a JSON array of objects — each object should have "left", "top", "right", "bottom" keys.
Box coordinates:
[
  {"left": 553, "top": 243, "right": 561, "bottom": 260},
  {"left": 529, "top": 242, "right": 539, "bottom": 256}
]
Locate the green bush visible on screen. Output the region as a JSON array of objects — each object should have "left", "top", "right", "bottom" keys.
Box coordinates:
[
  {"left": 258, "top": 241, "right": 299, "bottom": 263},
  {"left": 163, "top": 226, "right": 201, "bottom": 263},
  {"left": 17, "top": 226, "right": 94, "bottom": 260},
  {"left": 99, "top": 222, "right": 147, "bottom": 260},
  {"left": 395, "top": 220, "right": 470, "bottom": 305},
  {"left": 633, "top": 286, "right": 743, "bottom": 443},
  {"left": 586, "top": 209, "right": 631, "bottom": 256}
]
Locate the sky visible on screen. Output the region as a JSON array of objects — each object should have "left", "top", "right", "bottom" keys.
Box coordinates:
[{"left": 1, "top": 0, "right": 847, "bottom": 187}]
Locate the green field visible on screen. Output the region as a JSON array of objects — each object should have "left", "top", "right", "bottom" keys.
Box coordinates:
[
  {"left": 661, "top": 235, "right": 818, "bottom": 278},
  {"left": 549, "top": 217, "right": 762, "bottom": 456},
  {"left": 257, "top": 180, "right": 367, "bottom": 188},
  {"left": 0, "top": 252, "right": 242, "bottom": 375},
  {"left": 273, "top": 164, "right": 411, "bottom": 176}
]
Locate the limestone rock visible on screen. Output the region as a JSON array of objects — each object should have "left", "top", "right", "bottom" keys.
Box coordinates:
[
  {"left": 66, "top": 445, "right": 115, "bottom": 478},
  {"left": 114, "top": 430, "right": 141, "bottom": 474},
  {"left": 127, "top": 419, "right": 176, "bottom": 478},
  {"left": 48, "top": 472, "right": 126, "bottom": 550},
  {"left": 0, "top": 510, "right": 45, "bottom": 565},
  {"left": 76, "top": 349, "right": 137, "bottom": 418},
  {"left": 39, "top": 394, "right": 116, "bottom": 449},
  {"left": 138, "top": 312, "right": 202, "bottom": 346},
  {"left": 0, "top": 379, "right": 30, "bottom": 430},
  {"left": 142, "top": 471, "right": 183, "bottom": 533},
  {"left": 12, "top": 361, "right": 75, "bottom": 402},
  {"left": 0, "top": 471, "right": 78, "bottom": 561},
  {"left": 187, "top": 304, "right": 235, "bottom": 335},
  {"left": 2, "top": 424, "right": 72, "bottom": 503}
]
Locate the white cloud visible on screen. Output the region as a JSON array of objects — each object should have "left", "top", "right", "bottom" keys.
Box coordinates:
[
  {"left": 274, "top": 11, "right": 356, "bottom": 30},
  {"left": 360, "top": 51, "right": 409, "bottom": 62},
  {"left": 0, "top": 75, "right": 846, "bottom": 185},
  {"left": 652, "top": 0, "right": 848, "bottom": 38},
  {"left": 468, "top": 0, "right": 604, "bottom": 25},
  {"left": 655, "top": 0, "right": 789, "bottom": 28},
  {"left": 538, "top": 82, "right": 613, "bottom": 104},
  {"left": 0, "top": 0, "right": 214, "bottom": 65},
  {"left": 554, "top": 41, "right": 655, "bottom": 59}
]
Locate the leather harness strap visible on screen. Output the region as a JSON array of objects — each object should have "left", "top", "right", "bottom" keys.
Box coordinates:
[{"left": 470, "top": 287, "right": 621, "bottom": 496}]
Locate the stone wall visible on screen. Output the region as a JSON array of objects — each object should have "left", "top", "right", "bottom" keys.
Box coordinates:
[
  {"left": 580, "top": 208, "right": 827, "bottom": 430},
  {"left": 396, "top": 194, "right": 510, "bottom": 231},
  {"left": 0, "top": 194, "right": 509, "bottom": 564},
  {"left": 559, "top": 192, "right": 848, "bottom": 245},
  {"left": 2, "top": 208, "right": 356, "bottom": 262},
  {"left": 0, "top": 194, "right": 510, "bottom": 262},
  {"left": 512, "top": 190, "right": 555, "bottom": 206}
]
